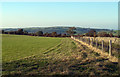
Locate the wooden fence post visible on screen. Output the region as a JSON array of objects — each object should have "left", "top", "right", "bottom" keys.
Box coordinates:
[
  {"left": 86, "top": 38, "right": 88, "bottom": 44},
  {"left": 88, "top": 38, "right": 90, "bottom": 45},
  {"left": 109, "top": 40, "right": 112, "bottom": 56},
  {"left": 96, "top": 39, "right": 98, "bottom": 48},
  {"left": 102, "top": 40, "right": 104, "bottom": 51},
  {"left": 91, "top": 38, "right": 93, "bottom": 46}
]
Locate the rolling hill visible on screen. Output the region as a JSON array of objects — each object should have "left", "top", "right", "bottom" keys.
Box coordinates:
[{"left": 2, "top": 27, "right": 111, "bottom": 35}]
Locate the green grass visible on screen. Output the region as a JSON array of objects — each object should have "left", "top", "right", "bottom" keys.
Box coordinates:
[
  {"left": 2, "top": 34, "right": 119, "bottom": 76},
  {"left": 2, "top": 34, "right": 62, "bottom": 62},
  {"left": 2, "top": 34, "right": 77, "bottom": 75}
]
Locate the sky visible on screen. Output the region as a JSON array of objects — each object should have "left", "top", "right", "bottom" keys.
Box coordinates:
[
  {"left": 0, "top": 0, "right": 119, "bottom": 2},
  {"left": 0, "top": 2, "right": 118, "bottom": 30}
]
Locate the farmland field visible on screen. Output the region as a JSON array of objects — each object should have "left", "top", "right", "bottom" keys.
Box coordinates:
[
  {"left": 2, "top": 34, "right": 62, "bottom": 62},
  {"left": 2, "top": 34, "right": 119, "bottom": 76}
]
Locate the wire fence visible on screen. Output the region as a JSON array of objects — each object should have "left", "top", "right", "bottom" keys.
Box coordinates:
[{"left": 71, "top": 36, "right": 119, "bottom": 58}]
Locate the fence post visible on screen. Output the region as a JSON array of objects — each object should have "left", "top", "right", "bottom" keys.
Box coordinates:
[
  {"left": 88, "top": 38, "right": 90, "bottom": 45},
  {"left": 109, "top": 40, "right": 112, "bottom": 56},
  {"left": 88, "top": 38, "right": 90, "bottom": 44},
  {"left": 102, "top": 40, "right": 104, "bottom": 51},
  {"left": 86, "top": 38, "right": 88, "bottom": 44},
  {"left": 96, "top": 39, "right": 98, "bottom": 48},
  {"left": 91, "top": 38, "right": 93, "bottom": 46},
  {"left": 85, "top": 38, "right": 87, "bottom": 43}
]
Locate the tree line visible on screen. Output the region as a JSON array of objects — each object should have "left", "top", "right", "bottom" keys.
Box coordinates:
[
  {"left": 1, "top": 27, "right": 119, "bottom": 38},
  {"left": 1, "top": 29, "right": 69, "bottom": 37},
  {"left": 66, "top": 27, "right": 119, "bottom": 38},
  {"left": 84, "top": 29, "right": 119, "bottom": 37},
  {"left": 75, "top": 29, "right": 119, "bottom": 38},
  {"left": 66, "top": 27, "right": 119, "bottom": 37}
]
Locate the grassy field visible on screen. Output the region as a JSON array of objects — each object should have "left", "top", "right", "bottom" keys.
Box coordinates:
[
  {"left": 2, "top": 34, "right": 62, "bottom": 62},
  {"left": 2, "top": 34, "right": 118, "bottom": 76}
]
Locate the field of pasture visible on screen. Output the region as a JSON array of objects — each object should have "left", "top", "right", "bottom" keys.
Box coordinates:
[
  {"left": 2, "top": 34, "right": 62, "bottom": 62},
  {"left": 2, "top": 34, "right": 119, "bottom": 76}
]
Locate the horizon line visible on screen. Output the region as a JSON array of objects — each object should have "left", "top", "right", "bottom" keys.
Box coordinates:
[{"left": 0, "top": 26, "right": 118, "bottom": 30}]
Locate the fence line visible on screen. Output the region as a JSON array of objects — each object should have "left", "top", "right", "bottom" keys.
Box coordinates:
[
  {"left": 71, "top": 36, "right": 118, "bottom": 57},
  {"left": 109, "top": 40, "right": 112, "bottom": 56}
]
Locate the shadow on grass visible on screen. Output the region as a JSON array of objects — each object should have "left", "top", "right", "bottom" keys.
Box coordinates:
[
  {"left": 68, "top": 58, "right": 118, "bottom": 75},
  {"left": 2, "top": 50, "right": 119, "bottom": 76},
  {"left": 2, "top": 57, "right": 119, "bottom": 76},
  {"left": 2, "top": 57, "right": 48, "bottom": 76}
]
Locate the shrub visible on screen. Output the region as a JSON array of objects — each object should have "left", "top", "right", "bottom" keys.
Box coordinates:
[
  {"left": 97, "top": 32, "right": 110, "bottom": 37},
  {"left": 36, "top": 31, "right": 43, "bottom": 36},
  {"left": 51, "top": 32, "right": 57, "bottom": 37},
  {"left": 109, "top": 33, "right": 114, "bottom": 37},
  {"left": 17, "top": 29, "right": 24, "bottom": 35},
  {"left": 61, "top": 34, "right": 66, "bottom": 37},
  {"left": 88, "top": 29, "right": 96, "bottom": 37}
]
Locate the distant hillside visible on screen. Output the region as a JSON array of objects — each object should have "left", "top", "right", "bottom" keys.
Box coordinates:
[{"left": 3, "top": 27, "right": 111, "bottom": 35}]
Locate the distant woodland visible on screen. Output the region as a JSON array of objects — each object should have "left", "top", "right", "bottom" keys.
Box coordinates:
[{"left": 1, "top": 27, "right": 119, "bottom": 37}]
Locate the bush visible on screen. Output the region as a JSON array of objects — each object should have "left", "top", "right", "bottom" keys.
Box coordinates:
[
  {"left": 109, "top": 33, "right": 114, "bottom": 37},
  {"left": 97, "top": 32, "right": 110, "bottom": 37},
  {"left": 61, "top": 34, "right": 66, "bottom": 37},
  {"left": 51, "top": 32, "right": 57, "bottom": 37},
  {"left": 17, "top": 29, "right": 24, "bottom": 35},
  {"left": 36, "top": 31, "right": 43, "bottom": 36},
  {"left": 2, "top": 30, "right": 4, "bottom": 34},
  {"left": 86, "top": 29, "right": 97, "bottom": 37},
  {"left": 85, "top": 33, "right": 89, "bottom": 36}
]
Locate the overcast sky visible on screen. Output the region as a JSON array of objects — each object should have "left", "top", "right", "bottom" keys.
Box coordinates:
[{"left": 0, "top": 2, "right": 118, "bottom": 29}]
